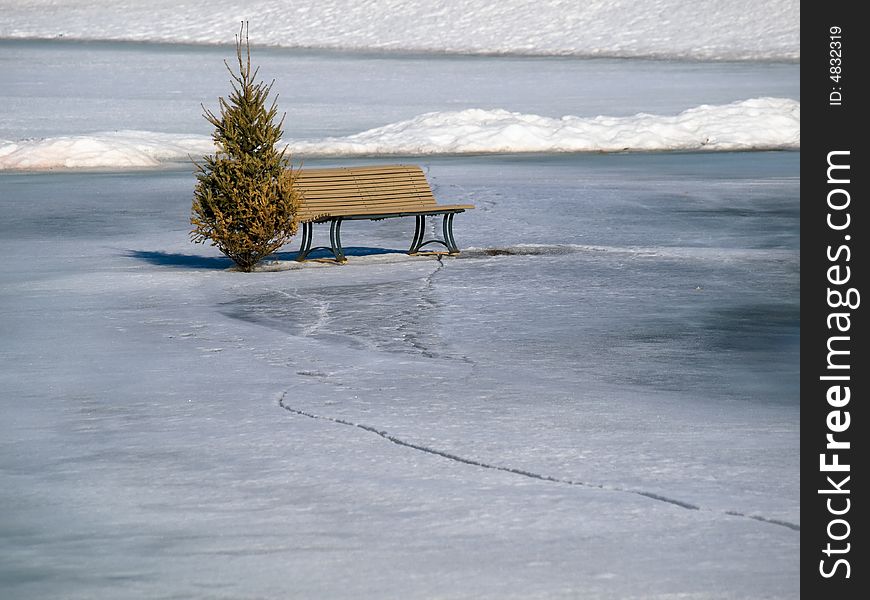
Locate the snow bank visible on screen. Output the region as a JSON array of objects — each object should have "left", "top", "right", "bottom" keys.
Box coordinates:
[
  {"left": 0, "top": 98, "right": 799, "bottom": 170},
  {"left": 0, "top": 131, "right": 215, "bottom": 170},
  {"left": 0, "top": 0, "right": 800, "bottom": 61},
  {"left": 294, "top": 98, "right": 800, "bottom": 156}
]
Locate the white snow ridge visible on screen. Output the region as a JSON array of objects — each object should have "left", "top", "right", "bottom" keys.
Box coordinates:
[
  {"left": 293, "top": 98, "right": 800, "bottom": 156},
  {"left": 0, "top": 98, "right": 799, "bottom": 170},
  {"left": 0, "top": 0, "right": 799, "bottom": 61},
  {"left": 0, "top": 131, "right": 215, "bottom": 170}
]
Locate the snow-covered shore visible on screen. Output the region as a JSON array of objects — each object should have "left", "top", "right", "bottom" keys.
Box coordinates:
[
  {"left": 0, "top": 0, "right": 799, "bottom": 61},
  {"left": 0, "top": 98, "right": 800, "bottom": 170}
]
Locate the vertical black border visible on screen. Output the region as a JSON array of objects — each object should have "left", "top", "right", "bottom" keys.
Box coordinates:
[{"left": 802, "top": 3, "right": 865, "bottom": 597}]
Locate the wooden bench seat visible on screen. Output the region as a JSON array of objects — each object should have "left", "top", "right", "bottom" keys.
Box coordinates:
[{"left": 293, "top": 164, "right": 474, "bottom": 262}]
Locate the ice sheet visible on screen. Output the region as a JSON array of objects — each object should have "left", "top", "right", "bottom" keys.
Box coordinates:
[
  {"left": 0, "top": 29, "right": 799, "bottom": 599},
  {"left": 1, "top": 152, "right": 799, "bottom": 599}
]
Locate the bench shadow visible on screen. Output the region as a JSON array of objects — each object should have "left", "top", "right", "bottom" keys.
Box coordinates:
[
  {"left": 272, "top": 246, "right": 401, "bottom": 261},
  {"left": 126, "top": 246, "right": 400, "bottom": 269}
]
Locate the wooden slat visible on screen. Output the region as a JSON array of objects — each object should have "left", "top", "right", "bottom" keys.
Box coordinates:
[
  {"left": 291, "top": 164, "right": 472, "bottom": 221},
  {"left": 301, "top": 195, "right": 434, "bottom": 204},
  {"left": 298, "top": 165, "right": 422, "bottom": 175},
  {"left": 297, "top": 180, "right": 430, "bottom": 192},
  {"left": 297, "top": 167, "right": 422, "bottom": 176},
  {"left": 298, "top": 185, "right": 435, "bottom": 197},
  {"left": 297, "top": 171, "right": 424, "bottom": 182},
  {"left": 297, "top": 175, "right": 428, "bottom": 186},
  {"left": 298, "top": 204, "right": 475, "bottom": 221}
]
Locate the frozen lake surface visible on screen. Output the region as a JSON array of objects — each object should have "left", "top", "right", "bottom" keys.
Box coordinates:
[
  {"left": 1, "top": 40, "right": 799, "bottom": 140},
  {"left": 0, "top": 42, "right": 799, "bottom": 599}
]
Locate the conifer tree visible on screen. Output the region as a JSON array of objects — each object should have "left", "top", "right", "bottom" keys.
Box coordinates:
[{"left": 191, "top": 22, "right": 299, "bottom": 272}]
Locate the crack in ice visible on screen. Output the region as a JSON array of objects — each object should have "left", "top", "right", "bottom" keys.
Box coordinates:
[{"left": 277, "top": 393, "right": 798, "bottom": 532}]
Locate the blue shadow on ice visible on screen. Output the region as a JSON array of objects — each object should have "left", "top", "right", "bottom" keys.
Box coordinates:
[
  {"left": 127, "top": 247, "right": 400, "bottom": 269},
  {"left": 272, "top": 246, "right": 399, "bottom": 261},
  {"left": 126, "top": 250, "right": 233, "bottom": 269}
]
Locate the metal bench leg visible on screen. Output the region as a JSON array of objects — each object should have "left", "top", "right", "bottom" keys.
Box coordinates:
[
  {"left": 330, "top": 217, "right": 346, "bottom": 263},
  {"left": 410, "top": 213, "right": 462, "bottom": 255},
  {"left": 296, "top": 220, "right": 346, "bottom": 263},
  {"left": 409, "top": 215, "right": 426, "bottom": 254},
  {"left": 443, "top": 213, "right": 459, "bottom": 254},
  {"left": 296, "top": 222, "right": 313, "bottom": 261}
]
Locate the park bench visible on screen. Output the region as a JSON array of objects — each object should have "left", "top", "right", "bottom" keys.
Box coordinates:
[{"left": 293, "top": 164, "right": 475, "bottom": 263}]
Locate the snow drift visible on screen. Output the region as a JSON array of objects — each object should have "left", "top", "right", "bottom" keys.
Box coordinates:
[{"left": 0, "top": 98, "right": 800, "bottom": 170}]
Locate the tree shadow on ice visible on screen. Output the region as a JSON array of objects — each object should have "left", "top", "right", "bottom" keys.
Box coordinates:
[
  {"left": 125, "top": 249, "right": 233, "bottom": 269},
  {"left": 126, "top": 246, "right": 399, "bottom": 269}
]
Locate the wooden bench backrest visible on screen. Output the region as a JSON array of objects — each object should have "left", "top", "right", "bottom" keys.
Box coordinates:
[{"left": 294, "top": 165, "right": 439, "bottom": 222}]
